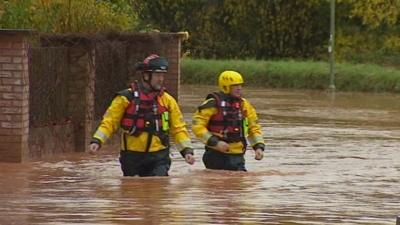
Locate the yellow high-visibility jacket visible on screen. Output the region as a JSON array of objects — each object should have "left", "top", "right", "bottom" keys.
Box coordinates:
[
  {"left": 192, "top": 96, "right": 264, "bottom": 154},
  {"left": 92, "top": 88, "right": 192, "bottom": 153}
]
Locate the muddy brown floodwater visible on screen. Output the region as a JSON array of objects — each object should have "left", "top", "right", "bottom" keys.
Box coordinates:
[{"left": 1, "top": 85, "right": 399, "bottom": 225}]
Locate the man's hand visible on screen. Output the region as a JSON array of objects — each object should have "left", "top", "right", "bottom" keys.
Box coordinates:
[
  {"left": 207, "top": 136, "right": 229, "bottom": 153},
  {"left": 180, "top": 147, "right": 195, "bottom": 165},
  {"left": 255, "top": 148, "right": 264, "bottom": 160},
  {"left": 88, "top": 143, "right": 100, "bottom": 155},
  {"left": 184, "top": 154, "right": 195, "bottom": 165},
  {"left": 214, "top": 141, "right": 230, "bottom": 153}
]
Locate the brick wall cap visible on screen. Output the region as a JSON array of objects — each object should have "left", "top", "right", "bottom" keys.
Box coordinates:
[
  {"left": 40, "top": 31, "right": 185, "bottom": 46},
  {"left": 0, "top": 29, "right": 35, "bottom": 35}
]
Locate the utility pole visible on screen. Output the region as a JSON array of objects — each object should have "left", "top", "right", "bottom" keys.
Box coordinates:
[{"left": 329, "top": 0, "right": 336, "bottom": 91}]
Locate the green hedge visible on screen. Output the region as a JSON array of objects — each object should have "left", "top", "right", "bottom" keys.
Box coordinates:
[{"left": 181, "top": 59, "right": 400, "bottom": 93}]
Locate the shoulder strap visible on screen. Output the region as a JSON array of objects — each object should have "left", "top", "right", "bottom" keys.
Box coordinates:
[
  {"left": 117, "top": 89, "right": 133, "bottom": 101},
  {"left": 198, "top": 92, "right": 220, "bottom": 111},
  {"left": 117, "top": 82, "right": 140, "bottom": 102},
  {"left": 198, "top": 98, "right": 217, "bottom": 111},
  {"left": 206, "top": 92, "right": 220, "bottom": 101}
]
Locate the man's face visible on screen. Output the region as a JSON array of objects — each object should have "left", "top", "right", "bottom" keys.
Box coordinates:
[
  {"left": 229, "top": 84, "right": 242, "bottom": 98},
  {"left": 149, "top": 72, "right": 165, "bottom": 90}
]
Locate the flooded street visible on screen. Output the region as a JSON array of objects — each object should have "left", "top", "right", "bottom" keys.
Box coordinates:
[{"left": 1, "top": 85, "right": 399, "bottom": 225}]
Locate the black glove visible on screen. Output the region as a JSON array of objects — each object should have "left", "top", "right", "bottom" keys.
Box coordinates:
[
  {"left": 90, "top": 138, "right": 102, "bottom": 146},
  {"left": 180, "top": 147, "right": 194, "bottom": 158},
  {"left": 206, "top": 135, "right": 220, "bottom": 147},
  {"left": 253, "top": 143, "right": 265, "bottom": 151}
]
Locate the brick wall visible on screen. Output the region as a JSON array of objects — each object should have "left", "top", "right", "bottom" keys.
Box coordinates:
[
  {"left": 0, "top": 31, "right": 184, "bottom": 162},
  {"left": 0, "top": 30, "right": 30, "bottom": 162},
  {"left": 67, "top": 46, "right": 95, "bottom": 153},
  {"left": 164, "top": 36, "right": 181, "bottom": 100}
]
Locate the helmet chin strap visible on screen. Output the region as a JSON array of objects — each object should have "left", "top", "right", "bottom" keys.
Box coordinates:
[{"left": 143, "top": 72, "right": 158, "bottom": 91}]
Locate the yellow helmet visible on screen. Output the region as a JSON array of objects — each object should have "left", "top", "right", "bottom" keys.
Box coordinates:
[{"left": 218, "top": 71, "right": 244, "bottom": 94}]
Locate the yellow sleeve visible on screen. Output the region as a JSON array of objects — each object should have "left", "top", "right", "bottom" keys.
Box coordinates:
[
  {"left": 242, "top": 98, "right": 265, "bottom": 147},
  {"left": 92, "top": 95, "right": 129, "bottom": 144},
  {"left": 161, "top": 93, "right": 192, "bottom": 151},
  {"left": 192, "top": 99, "right": 218, "bottom": 144}
]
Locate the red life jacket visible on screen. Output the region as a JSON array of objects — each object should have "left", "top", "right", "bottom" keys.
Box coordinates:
[
  {"left": 206, "top": 92, "right": 247, "bottom": 145},
  {"left": 119, "top": 82, "right": 169, "bottom": 144}
]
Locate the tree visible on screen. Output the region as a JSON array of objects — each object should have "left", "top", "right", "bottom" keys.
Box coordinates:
[
  {"left": 0, "top": 0, "right": 138, "bottom": 33},
  {"left": 134, "top": 0, "right": 329, "bottom": 59},
  {"left": 336, "top": 0, "right": 400, "bottom": 62}
]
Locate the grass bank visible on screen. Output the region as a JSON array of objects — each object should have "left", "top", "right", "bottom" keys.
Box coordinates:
[{"left": 181, "top": 59, "right": 400, "bottom": 93}]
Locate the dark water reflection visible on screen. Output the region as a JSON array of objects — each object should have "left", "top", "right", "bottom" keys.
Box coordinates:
[{"left": 1, "top": 85, "right": 399, "bottom": 224}]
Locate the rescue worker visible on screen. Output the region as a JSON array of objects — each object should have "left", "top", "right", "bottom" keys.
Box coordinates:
[
  {"left": 89, "top": 54, "right": 195, "bottom": 176},
  {"left": 192, "top": 71, "right": 265, "bottom": 171}
]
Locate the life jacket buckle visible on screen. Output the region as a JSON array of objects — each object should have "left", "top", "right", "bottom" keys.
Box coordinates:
[{"left": 129, "top": 125, "right": 137, "bottom": 135}]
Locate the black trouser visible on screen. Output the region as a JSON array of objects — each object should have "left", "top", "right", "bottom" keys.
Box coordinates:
[
  {"left": 202, "top": 147, "right": 246, "bottom": 171},
  {"left": 119, "top": 148, "right": 171, "bottom": 177}
]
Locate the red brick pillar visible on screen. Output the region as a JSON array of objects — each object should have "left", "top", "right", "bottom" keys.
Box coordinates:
[
  {"left": 0, "top": 30, "right": 31, "bottom": 162},
  {"left": 164, "top": 32, "right": 187, "bottom": 101},
  {"left": 164, "top": 36, "right": 180, "bottom": 100}
]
